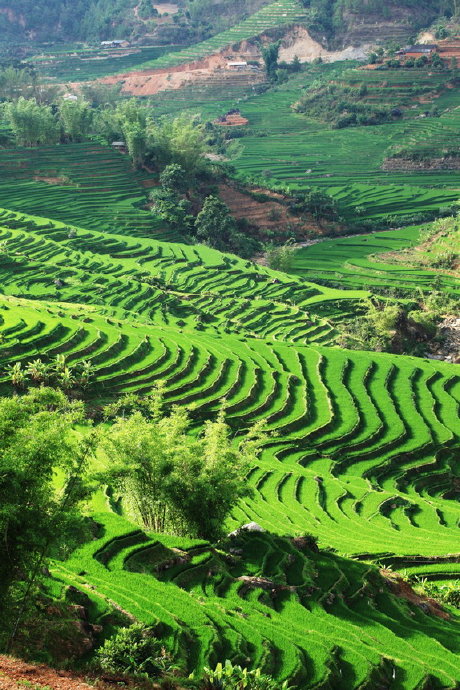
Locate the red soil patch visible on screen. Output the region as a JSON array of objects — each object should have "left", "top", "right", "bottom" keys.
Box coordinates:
[
  {"left": 98, "top": 40, "right": 264, "bottom": 97},
  {"left": 0, "top": 655, "right": 99, "bottom": 690},
  {"left": 139, "top": 178, "right": 159, "bottom": 188},
  {"left": 33, "top": 176, "right": 73, "bottom": 186},
  {"left": 214, "top": 113, "right": 249, "bottom": 127},
  {"left": 218, "top": 183, "right": 322, "bottom": 238},
  {"left": 0, "top": 655, "right": 182, "bottom": 690},
  {"left": 381, "top": 572, "right": 450, "bottom": 620}
]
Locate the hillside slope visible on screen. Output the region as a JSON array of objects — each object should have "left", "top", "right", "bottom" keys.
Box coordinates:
[
  {"left": 0, "top": 0, "right": 449, "bottom": 47},
  {"left": 0, "top": 140, "right": 458, "bottom": 685}
]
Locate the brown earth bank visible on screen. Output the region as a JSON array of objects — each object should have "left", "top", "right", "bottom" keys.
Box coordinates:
[
  {"left": 99, "top": 38, "right": 265, "bottom": 96},
  {"left": 0, "top": 655, "right": 115, "bottom": 690},
  {"left": 218, "top": 182, "right": 327, "bottom": 238},
  {"left": 97, "top": 26, "right": 373, "bottom": 97},
  {"left": 381, "top": 572, "right": 450, "bottom": 620}
]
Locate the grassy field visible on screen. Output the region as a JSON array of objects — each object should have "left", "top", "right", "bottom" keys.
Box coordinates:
[
  {"left": 224, "top": 64, "right": 460, "bottom": 222},
  {"left": 32, "top": 45, "right": 178, "bottom": 82},
  {"left": 49, "top": 520, "right": 460, "bottom": 687}
]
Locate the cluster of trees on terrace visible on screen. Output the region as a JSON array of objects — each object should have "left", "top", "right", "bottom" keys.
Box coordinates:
[
  {"left": 0, "top": 0, "right": 140, "bottom": 42},
  {"left": 0, "top": 385, "right": 264, "bottom": 662},
  {"left": 292, "top": 82, "right": 403, "bottom": 128},
  {"left": 1, "top": 96, "right": 210, "bottom": 174},
  {"left": 151, "top": 165, "right": 262, "bottom": 258},
  {"left": 0, "top": 92, "right": 342, "bottom": 255},
  {"left": 0, "top": 0, "right": 456, "bottom": 47},
  {"left": 152, "top": 162, "right": 341, "bottom": 257},
  {"left": 338, "top": 285, "right": 459, "bottom": 355}
]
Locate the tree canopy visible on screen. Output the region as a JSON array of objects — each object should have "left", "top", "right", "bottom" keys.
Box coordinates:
[
  {"left": 0, "top": 388, "right": 94, "bottom": 646},
  {"left": 98, "top": 391, "right": 264, "bottom": 539}
]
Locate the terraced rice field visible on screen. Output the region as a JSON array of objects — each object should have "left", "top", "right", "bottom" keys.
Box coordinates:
[
  {"left": 51, "top": 525, "right": 460, "bottom": 688},
  {"left": 290, "top": 227, "right": 460, "bottom": 295},
  {"left": 119, "top": 0, "right": 307, "bottom": 72},
  {"left": 31, "top": 45, "right": 177, "bottom": 82},
  {"left": 0, "top": 186, "right": 458, "bottom": 686},
  {"left": 0, "top": 143, "right": 175, "bottom": 240},
  {"left": 227, "top": 66, "right": 460, "bottom": 221},
  {"left": 0, "top": 63, "right": 458, "bottom": 681}
]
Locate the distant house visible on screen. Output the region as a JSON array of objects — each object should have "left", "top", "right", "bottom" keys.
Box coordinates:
[
  {"left": 228, "top": 61, "right": 248, "bottom": 71},
  {"left": 213, "top": 109, "right": 249, "bottom": 127},
  {"left": 63, "top": 93, "right": 78, "bottom": 101},
  {"left": 398, "top": 44, "right": 438, "bottom": 58},
  {"left": 111, "top": 141, "right": 127, "bottom": 151},
  {"left": 101, "top": 40, "right": 130, "bottom": 48}
]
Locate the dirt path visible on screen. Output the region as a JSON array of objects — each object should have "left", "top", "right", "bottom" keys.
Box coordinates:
[{"left": 0, "top": 655, "right": 99, "bottom": 690}]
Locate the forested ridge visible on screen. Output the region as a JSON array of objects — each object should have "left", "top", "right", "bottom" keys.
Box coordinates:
[{"left": 0, "top": 0, "right": 456, "bottom": 44}]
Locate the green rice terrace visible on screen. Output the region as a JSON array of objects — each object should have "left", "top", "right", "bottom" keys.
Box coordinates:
[
  {"left": 0, "top": 143, "right": 176, "bottom": 241},
  {"left": 143, "top": 58, "right": 460, "bottom": 224},
  {"left": 0, "top": 187, "right": 459, "bottom": 686},
  {"left": 290, "top": 226, "right": 460, "bottom": 295},
  {"left": 1, "top": 7, "right": 460, "bottom": 686},
  {"left": 31, "top": 0, "right": 308, "bottom": 80},
  {"left": 229, "top": 65, "right": 460, "bottom": 223}
]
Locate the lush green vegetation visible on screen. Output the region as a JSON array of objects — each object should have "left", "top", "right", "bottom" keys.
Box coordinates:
[
  {"left": 290, "top": 224, "right": 460, "bottom": 295},
  {"left": 0, "top": 3, "right": 459, "bottom": 688},
  {"left": 0, "top": 188, "right": 458, "bottom": 685}
]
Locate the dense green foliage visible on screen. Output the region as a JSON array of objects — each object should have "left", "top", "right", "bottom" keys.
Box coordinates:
[
  {"left": 0, "top": 389, "right": 93, "bottom": 645},
  {"left": 0, "top": 0, "right": 137, "bottom": 42},
  {"left": 293, "top": 83, "right": 397, "bottom": 128},
  {"left": 0, "top": 160, "right": 458, "bottom": 685},
  {"left": 95, "top": 624, "right": 173, "bottom": 677},
  {"left": 98, "top": 401, "right": 261, "bottom": 539}
]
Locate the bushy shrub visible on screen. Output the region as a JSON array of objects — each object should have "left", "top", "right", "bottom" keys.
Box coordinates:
[{"left": 95, "top": 624, "right": 172, "bottom": 677}]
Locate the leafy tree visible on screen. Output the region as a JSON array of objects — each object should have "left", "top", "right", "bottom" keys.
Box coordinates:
[
  {"left": 137, "top": 0, "right": 159, "bottom": 19},
  {"left": 0, "top": 66, "right": 37, "bottom": 101},
  {"left": 4, "top": 97, "right": 58, "bottom": 147},
  {"left": 59, "top": 98, "right": 93, "bottom": 142},
  {"left": 98, "top": 394, "right": 263, "bottom": 539},
  {"left": 112, "top": 100, "right": 150, "bottom": 168},
  {"left": 152, "top": 188, "right": 194, "bottom": 235},
  {"left": 0, "top": 388, "right": 95, "bottom": 650},
  {"left": 266, "top": 241, "right": 296, "bottom": 272},
  {"left": 159, "top": 163, "right": 188, "bottom": 193},
  {"left": 291, "top": 189, "right": 338, "bottom": 221},
  {"left": 195, "top": 195, "right": 261, "bottom": 258},
  {"left": 124, "top": 123, "right": 148, "bottom": 169},
  {"left": 148, "top": 113, "right": 209, "bottom": 177},
  {"left": 195, "top": 195, "right": 237, "bottom": 251},
  {"left": 80, "top": 82, "right": 121, "bottom": 107},
  {"left": 261, "top": 41, "right": 281, "bottom": 81},
  {"left": 291, "top": 55, "right": 302, "bottom": 72}
]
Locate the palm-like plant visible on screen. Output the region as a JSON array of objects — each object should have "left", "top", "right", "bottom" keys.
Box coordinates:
[
  {"left": 26, "top": 358, "right": 49, "bottom": 383},
  {"left": 76, "top": 360, "right": 94, "bottom": 390},
  {"left": 53, "top": 354, "right": 67, "bottom": 374},
  {"left": 7, "top": 362, "right": 28, "bottom": 389},
  {"left": 58, "top": 366, "right": 76, "bottom": 391}
]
